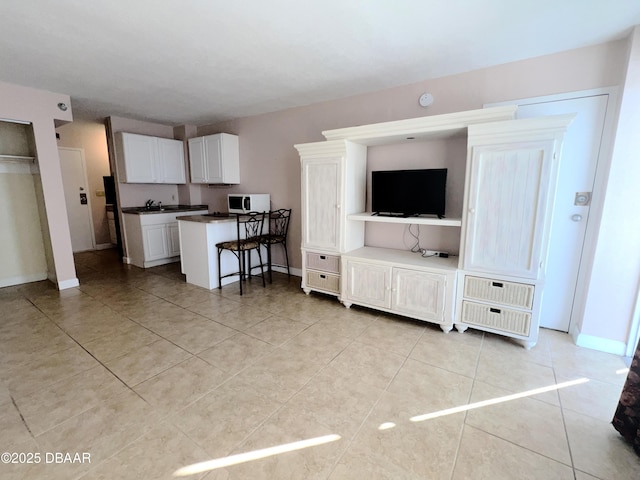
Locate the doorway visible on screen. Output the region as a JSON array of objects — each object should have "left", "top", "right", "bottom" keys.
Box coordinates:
[
  {"left": 487, "top": 89, "right": 614, "bottom": 332},
  {"left": 58, "top": 147, "right": 95, "bottom": 252}
]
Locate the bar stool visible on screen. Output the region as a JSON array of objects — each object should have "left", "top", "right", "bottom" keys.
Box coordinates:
[
  {"left": 216, "top": 211, "right": 266, "bottom": 295},
  {"left": 258, "top": 209, "right": 291, "bottom": 283}
]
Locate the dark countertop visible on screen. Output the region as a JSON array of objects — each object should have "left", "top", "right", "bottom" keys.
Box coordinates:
[
  {"left": 121, "top": 204, "right": 209, "bottom": 215},
  {"left": 178, "top": 214, "right": 236, "bottom": 224}
]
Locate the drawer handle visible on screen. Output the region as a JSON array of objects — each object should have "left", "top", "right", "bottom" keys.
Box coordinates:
[
  {"left": 491, "top": 282, "right": 504, "bottom": 288},
  {"left": 490, "top": 308, "right": 501, "bottom": 314},
  {"left": 320, "top": 255, "right": 326, "bottom": 260},
  {"left": 320, "top": 274, "right": 326, "bottom": 279}
]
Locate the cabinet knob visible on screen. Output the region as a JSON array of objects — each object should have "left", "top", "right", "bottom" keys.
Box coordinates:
[
  {"left": 468, "top": 208, "right": 475, "bottom": 214},
  {"left": 571, "top": 214, "right": 583, "bottom": 222}
]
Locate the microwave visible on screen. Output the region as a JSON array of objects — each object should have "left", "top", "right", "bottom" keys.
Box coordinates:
[{"left": 227, "top": 194, "right": 271, "bottom": 214}]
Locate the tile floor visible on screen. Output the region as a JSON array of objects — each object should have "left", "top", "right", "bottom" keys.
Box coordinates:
[{"left": 1, "top": 248, "right": 639, "bottom": 479}]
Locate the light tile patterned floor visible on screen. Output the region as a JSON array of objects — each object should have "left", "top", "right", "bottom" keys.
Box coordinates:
[{"left": 0, "top": 249, "right": 639, "bottom": 479}]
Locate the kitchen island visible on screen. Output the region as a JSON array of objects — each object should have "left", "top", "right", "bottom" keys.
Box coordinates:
[{"left": 178, "top": 214, "right": 245, "bottom": 290}]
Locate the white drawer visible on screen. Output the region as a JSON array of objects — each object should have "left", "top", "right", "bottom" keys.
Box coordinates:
[
  {"left": 306, "top": 252, "right": 340, "bottom": 274},
  {"left": 461, "top": 300, "right": 531, "bottom": 336},
  {"left": 463, "top": 276, "right": 534, "bottom": 309},
  {"left": 306, "top": 271, "right": 340, "bottom": 293}
]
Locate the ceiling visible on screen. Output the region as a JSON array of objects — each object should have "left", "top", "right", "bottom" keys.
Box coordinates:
[{"left": 1, "top": 1, "right": 639, "bottom": 126}]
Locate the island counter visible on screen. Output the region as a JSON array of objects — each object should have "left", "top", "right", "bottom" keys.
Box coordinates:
[{"left": 178, "top": 214, "right": 243, "bottom": 290}]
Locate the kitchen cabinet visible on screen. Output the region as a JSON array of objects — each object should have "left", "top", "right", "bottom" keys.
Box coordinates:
[
  {"left": 188, "top": 133, "right": 240, "bottom": 184},
  {"left": 122, "top": 209, "right": 207, "bottom": 268},
  {"left": 296, "top": 140, "right": 367, "bottom": 297},
  {"left": 115, "top": 132, "right": 186, "bottom": 184},
  {"left": 342, "top": 247, "right": 457, "bottom": 331}
]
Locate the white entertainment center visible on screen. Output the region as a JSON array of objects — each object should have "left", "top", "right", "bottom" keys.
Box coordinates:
[{"left": 295, "top": 106, "right": 574, "bottom": 348}]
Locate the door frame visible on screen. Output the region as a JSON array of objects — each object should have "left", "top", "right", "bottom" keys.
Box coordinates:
[
  {"left": 58, "top": 147, "right": 96, "bottom": 252},
  {"left": 485, "top": 87, "right": 620, "bottom": 338}
]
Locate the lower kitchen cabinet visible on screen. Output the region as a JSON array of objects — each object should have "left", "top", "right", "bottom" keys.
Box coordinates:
[
  {"left": 123, "top": 210, "right": 207, "bottom": 268},
  {"left": 341, "top": 247, "right": 458, "bottom": 332}
]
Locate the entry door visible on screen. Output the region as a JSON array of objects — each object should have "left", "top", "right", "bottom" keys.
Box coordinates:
[
  {"left": 514, "top": 94, "right": 609, "bottom": 331},
  {"left": 59, "top": 147, "right": 95, "bottom": 252}
]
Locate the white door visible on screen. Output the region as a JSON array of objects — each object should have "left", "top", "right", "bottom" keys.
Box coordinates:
[
  {"left": 142, "top": 225, "right": 168, "bottom": 261},
  {"left": 204, "top": 134, "right": 223, "bottom": 183},
  {"left": 392, "top": 269, "right": 445, "bottom": 322},
  {"left": 514, "top": 94, "right": 609, "bottom": 331},
  {"left": 464, "top": 141, "right": 554, "bottom": 279},
  {"left": 188, "top": 137, "right": 207, "bottom": 183},
  {"left": 302, "top": 158, "right": 341, "bottom": 251},
  {"left": 59, "top": 147, "right": 95, "bottom": 252},
  {"left": 157, "top": 138, "right": 185, "bottom": 184},
  {"left": 345, "top": 260, "right": 390, "bottom": 308},
  {"left": 121, "top": 133, "right": 156, "bottom": 183},
  {"left": 167, "top": 223, "right": 180, "bottom": 257}
]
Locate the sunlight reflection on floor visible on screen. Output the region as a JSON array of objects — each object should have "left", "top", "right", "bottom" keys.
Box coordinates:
[
  {"left": 173, "top": 434, "right": 342, "bottom": 476},
  {"left": 174, "top": 377, "right": 592, "bottom": 477}
]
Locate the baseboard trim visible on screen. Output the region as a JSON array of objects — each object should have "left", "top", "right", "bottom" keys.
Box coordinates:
[
  {"left": 95, "top": 243, "right": 116, "bottom": 251},
  {"left": 58, "top": 278, "right": 80, "bottom": 290},
  {"left": 270, "top": 265, "right": 302, "bottom": 277},
  {"left": 572, "top": 328, "right": 627, "bottom": 355},
  {"left": 0, "top": 272, "right": 48, "bottom": 288}
]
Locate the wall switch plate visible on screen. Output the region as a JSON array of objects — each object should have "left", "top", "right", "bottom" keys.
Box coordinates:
[
  {"left": 574, "top": 191, "right": 591, "bottom": 206},
  {"left": 96, "top": 190, "right": 105, "bottom": 197}
]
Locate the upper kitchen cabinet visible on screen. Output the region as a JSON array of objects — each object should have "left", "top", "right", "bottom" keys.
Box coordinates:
[
  {"left": 115, "top": 132, "right": 186, "bottom": 184},
  {"left": 188, "top": 133, "right": 240, "bottom": 184}
]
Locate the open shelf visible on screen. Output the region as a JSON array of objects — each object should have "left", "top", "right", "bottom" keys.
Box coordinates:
[{"left": 348, "top": 212, "right": 462, "bottom": 227}]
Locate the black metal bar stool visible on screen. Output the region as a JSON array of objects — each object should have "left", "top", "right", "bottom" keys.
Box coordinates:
[{"left": 216, "top": 211, "right": 266, "bottom": 295}]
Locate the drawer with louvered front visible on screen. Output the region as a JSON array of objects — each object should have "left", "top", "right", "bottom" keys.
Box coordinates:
[
  {"left": 461, "top": 300, "right": 531, "bottom": 336},
  {"left": 306, "top": 271, "right": 340, "bottom": 294},
  {"left": 306, "top": 252, "right": 340, "bottom": 274},
  {"left": 463, "top": 276, "right": 534, "bottom": 309}
]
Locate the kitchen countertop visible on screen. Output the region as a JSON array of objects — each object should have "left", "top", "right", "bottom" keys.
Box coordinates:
[
  {"left": 178, "top": 214, "right": 236, "bottom": 223},
  {"left": 121, "top": 204, "right": 208, "bottom": 215}
]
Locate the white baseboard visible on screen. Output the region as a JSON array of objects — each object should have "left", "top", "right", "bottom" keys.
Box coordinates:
[
  {"left": 0, "top": 272, "right": 48, "bottom": 288},
  {"left": 571, "top": 327, "right": 627, "bottom": 355},
  {"left": 123, "top": 256, "right": 132, "bottom": 265},
  {"left": 95, "top": 243, "right": 116, "bottom": 250},
  {"left": 57, "top": 277, "right": 80, "bottom": 290},
  {"left": 270, "top": 265, "right": 302, "bottom": 277}
]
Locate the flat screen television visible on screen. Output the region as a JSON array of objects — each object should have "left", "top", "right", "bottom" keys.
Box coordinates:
[{"left": 371, "top": 168, "right": 447, "bottom": 218}]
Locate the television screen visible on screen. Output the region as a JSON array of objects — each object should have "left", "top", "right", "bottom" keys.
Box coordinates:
[{"left": 372, "top": 168, "right": 447, "bottom": 218}]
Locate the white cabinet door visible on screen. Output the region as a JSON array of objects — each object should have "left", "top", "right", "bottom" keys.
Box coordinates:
[
  {"left": 188, "top": 137, "right": 207, "bottom": 183},
  {"left": 464, "top": 141, "right": 554, "bottom": 279},
  {"left": 157, "top": 138, "right": 185, "bottom": 184},
  {"left": 121, "top": 133, "right": 157, "bottom": 183},
  {"left": 302, "top": 157, "right": 342, "bottom": 251},
  {"left": 143, "top": 225, "right": 168, "bottom": 261},
  {"left": 344, "top": 260, "right": 390, "bottom": 308},
  {"left": 392, "top": 268, "right": 445, "bottom": 321},
  {"left": 167, "top": 223, "right": 181, "bottom": 257},
  {"left": 204, "top": 135, "right": 223, "bottom": 183},
  {"left": 188, "top": 134, "right": 239, "bottom": 184}
]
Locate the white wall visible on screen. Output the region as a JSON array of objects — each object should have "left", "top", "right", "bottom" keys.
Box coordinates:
[
  {"left": 577, "top": 27, "right": 640, "bottom": 351},
  {"left": 197, "top": 39, "right": 627, "bottom": 275}
]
